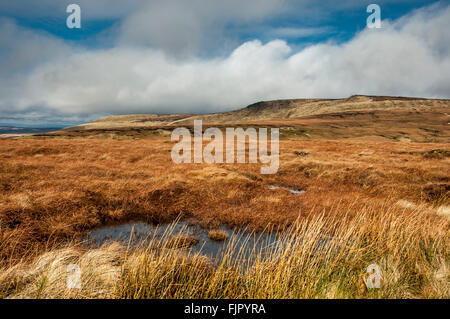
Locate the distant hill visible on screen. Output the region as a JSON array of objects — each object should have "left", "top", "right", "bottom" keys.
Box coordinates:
[
  {"left": 0, "top": 126, "right": 62, "bottom": 135},
  {"left": 64, "top": 114, "right": 194, "bottom": 131},
  {"left": 65, "top": 95, "right": 450, "bottom": 130}
]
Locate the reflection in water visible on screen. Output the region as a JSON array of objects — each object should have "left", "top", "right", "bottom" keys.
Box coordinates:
[
  {"left": 85, "top": 220, "right": 339, "bottom": 267},
  {"left": 85, "top": 221, "right": 281, "bottom": 263}
]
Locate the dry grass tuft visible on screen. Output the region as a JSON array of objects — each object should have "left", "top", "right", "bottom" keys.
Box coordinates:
[
  {"left": 208, "top": 230, "right": 229, "bottom": 242},
  {"left": 166, "top": 235, "right": 199, "bottom": 249},
  {"left": 0, "top": 243, "right": 124, "bottom": 298}
]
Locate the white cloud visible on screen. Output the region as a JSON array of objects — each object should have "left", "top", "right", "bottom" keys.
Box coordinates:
[
  {"left": 117, "top": 0, "right": 283, "bottom": 56},
  {"left": 0, "top": 19, "right": 71, "bottom": 73},
  {"left": 0, "top": 18, "right": 72, "bottom": 116},
  {"left": 1, "top": 3, "right": 449, "bottom": 122}
]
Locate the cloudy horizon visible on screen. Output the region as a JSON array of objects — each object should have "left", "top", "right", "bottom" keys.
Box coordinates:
[{"left": 1, "top": 0, "right": 449, "bottom": 126}]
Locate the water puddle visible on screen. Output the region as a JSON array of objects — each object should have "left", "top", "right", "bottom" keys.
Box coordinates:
[
  {"left": 269, "top": 185, "right": 305, "bottom": 195},
  {"left": 84, "top": 220, "right": 343, "bottom": 268},
  {"left": 85, "top": 221, "right": 282, "bottom": 264}
]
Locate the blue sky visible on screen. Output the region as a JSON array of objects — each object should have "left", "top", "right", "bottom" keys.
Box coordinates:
[{"left": 0, "top": 0, "right": 449, "bottom": 126}]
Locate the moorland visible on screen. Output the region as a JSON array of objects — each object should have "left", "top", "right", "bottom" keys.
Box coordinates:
[{"left": 0, "top": 95, "right": 448, "bottom": 298}]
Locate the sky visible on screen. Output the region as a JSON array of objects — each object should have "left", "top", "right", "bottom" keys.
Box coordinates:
[{"left": 0, "top": 0, "right": 449, "bottom": 126}]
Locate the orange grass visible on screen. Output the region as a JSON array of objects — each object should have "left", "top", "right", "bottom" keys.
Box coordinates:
[{"left": 0, "top": 136, "right": 448, "bottom": 264}]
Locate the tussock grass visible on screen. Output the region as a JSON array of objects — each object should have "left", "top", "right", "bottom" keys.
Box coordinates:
[
  {"left": 166, "top": 235, "right": 199, "bottom": 249},
  {"left": 208, "top": 230, "right": 229, "bottom": 242},
  {"left": 1, "top": 204, "right": 448, "bottom": 299},
  {"left": 0, "top": 243, "right": 123, "bottom": 298}
]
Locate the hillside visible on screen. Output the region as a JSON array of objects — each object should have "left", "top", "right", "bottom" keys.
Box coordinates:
[
  {"left": 65, "top": 95, "right": 450, "bottom": 130},
  {"left": 64, "top": 114, "right": 193, "bottom": 131}
]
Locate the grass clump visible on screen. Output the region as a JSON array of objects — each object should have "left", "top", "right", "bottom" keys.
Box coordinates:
[
  {"left": 166, "top": 235, "right": 199, "bottom": 249},
  {"left": 208, "top": 230, "right": 229, "bottom": 242}
]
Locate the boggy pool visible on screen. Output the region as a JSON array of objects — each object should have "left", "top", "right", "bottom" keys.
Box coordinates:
[
  {"left": 85, "top": 220, "right": 338, "bottom": 266},
  {"left": 85, "top": 221, "right": 283, "bottom": 263}
]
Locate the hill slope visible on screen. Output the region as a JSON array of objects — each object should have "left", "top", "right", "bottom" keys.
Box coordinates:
[
  {"left": 66, "top": 95, "right": 450, "bottom": 130},
  {"left": 174, "top": 95, "right": 450, "bottom": 125}
]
